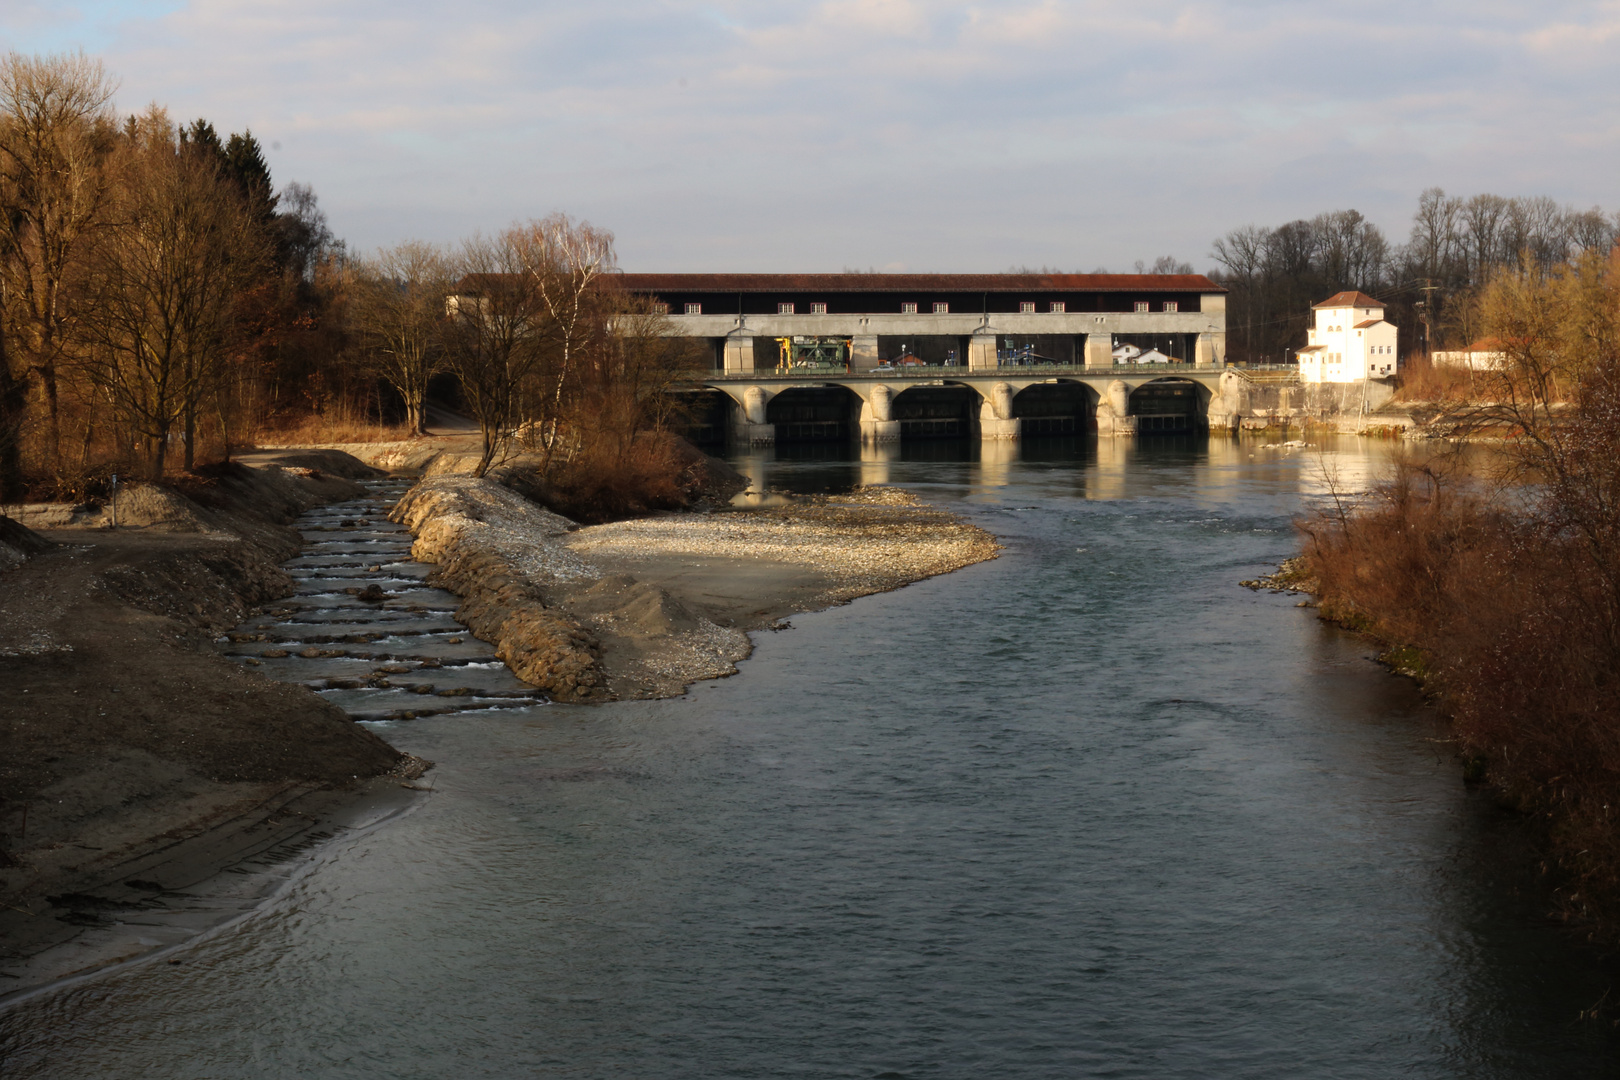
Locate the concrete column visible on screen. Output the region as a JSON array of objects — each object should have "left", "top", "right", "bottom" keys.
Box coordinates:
[
  {"left": 968, "top": 332, "right": 999, "bottom": 371},
  {"left": 1195, "top": 333, "right": 1215, "bottom": 368},
  {"left": 979, "top": 380, "right": 1020, "bottom": 440},
  {"left": 859, "top": 384, "right": 901, "bottom": 444},
  {"left": 850, "top": 334, "right": 880, "bottom": 372},
  {"left": 723, "top": 334, "right": 756, "bottom": 373},
  {"left": 1095, "top": 379, "right": 1134, "bottom": 436},
  {"left": 731, "top": 384, "right": 774, "bottom": 446},
  {"left": 1085, "top": 333, "right": 1114, "bottom": 368}
]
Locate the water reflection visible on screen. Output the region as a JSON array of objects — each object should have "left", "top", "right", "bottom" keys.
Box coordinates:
[{"left": 737, "top": 432, "right": 1417, "bottom": 506}]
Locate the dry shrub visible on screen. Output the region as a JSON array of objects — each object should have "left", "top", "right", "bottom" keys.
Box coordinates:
[
  {"left": 1394, "top": 351, "right": 1485, "bottom": 403},
  {"left": 517, "top": 431, "right": 689, "bottom": 524},
  {"left": 258, "top": 403, "right": 417, "bottom": 446},
  {"left": 1303, "top": 461, "right": 1620, "bottom": 933},
  {"left": 502, "top": 431, "right": 743, "bottom": 525}
]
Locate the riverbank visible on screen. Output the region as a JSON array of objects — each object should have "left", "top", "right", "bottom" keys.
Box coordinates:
[
  {"left": 0, "top": 452, "right": 426, "bottom": 996},
  {"left": 393, "top": 476, "right": 1001, "bottom": 701}
]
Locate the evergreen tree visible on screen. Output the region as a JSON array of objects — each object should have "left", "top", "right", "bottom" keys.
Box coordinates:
[{"left": 223, "top": 129, "right": 277, "bottom": 227}]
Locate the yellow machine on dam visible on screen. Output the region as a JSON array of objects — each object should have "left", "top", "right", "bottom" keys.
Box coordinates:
[{"left": 775, "top": 335, "right": 851, "bottom": 373}]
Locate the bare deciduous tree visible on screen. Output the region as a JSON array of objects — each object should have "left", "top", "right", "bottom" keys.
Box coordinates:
[
  {"left": 0, "top": 50, "right": 117, "bottom": 477},
  {"left": 349, "top": 241, "right": 449, "bottom": 435},
  {"left": 443, "top": 228, "right": 552, "bottom": 476},
  {"left": 81, "top": 107, "right": 266, "bottom": 477}
]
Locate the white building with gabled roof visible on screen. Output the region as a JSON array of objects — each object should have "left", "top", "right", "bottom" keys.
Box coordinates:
[{"left": 1297, "top": 290, "right": 1399, "bottom": 384}]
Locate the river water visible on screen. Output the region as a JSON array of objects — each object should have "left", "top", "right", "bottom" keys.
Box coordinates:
[{"left": 4, "top": 435, "right": 1619, "bottom": 1078}]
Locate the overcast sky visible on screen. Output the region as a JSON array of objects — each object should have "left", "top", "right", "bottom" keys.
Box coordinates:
[{"left": 5, "top": 0, "right": 1618, "bottom": 272}]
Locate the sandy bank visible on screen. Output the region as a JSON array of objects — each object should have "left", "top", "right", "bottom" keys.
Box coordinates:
[
  {"left": 0, "top": 452, "right": 423, "bottom": 998},
  {"left": 393, "top": 477, "right": 1000, "bottom": 701}
]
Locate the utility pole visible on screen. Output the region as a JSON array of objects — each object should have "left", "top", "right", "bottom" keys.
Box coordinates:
[{"left": 1418, "top": 278, "right": 1441, "bottom": 362}]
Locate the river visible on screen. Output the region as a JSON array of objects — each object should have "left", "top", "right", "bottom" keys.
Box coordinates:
[{"left": 4, "top": 435, "right": 1618, "bottom": 1078}]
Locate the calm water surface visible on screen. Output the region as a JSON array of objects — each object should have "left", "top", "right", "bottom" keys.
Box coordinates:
[{"left": 4, "top": 436, "right": 1618, "bottom": 1078}]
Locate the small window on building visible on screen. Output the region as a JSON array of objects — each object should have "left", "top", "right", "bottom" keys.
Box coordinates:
[
  {"left": 1020, "top": 301, "right": 1036, "bottom": 314},
  {"left": 933, "top": 301, "right": 949, "bottom": 314},
  {"left": 653, "top": 303, "right": 669, "bottom": 315},
  {"left": 778, "top": 302, "right": 795, "bottom": 315},
  {"left": 1163, "top": 301, "right": 1178, "bottom": 313},
  {"left": 1134, "top": 301, "right": 1149, "bottom": 313},
  {"left": 811, "top": 302, "right": 827, "bottom": 314},
  {"left": 902, "top": 302, "right": 918, "bottom": 314},
  {"left": 1050, "top": 301, "right": 1066, "bottom": 313},
  {"left": 684, "top": 302, "right": 701, "bottom": 316}
]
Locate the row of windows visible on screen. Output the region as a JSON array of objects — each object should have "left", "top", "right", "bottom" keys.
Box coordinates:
[{"left": 663, "top": 300, "right": 1180, "bottom": 316}]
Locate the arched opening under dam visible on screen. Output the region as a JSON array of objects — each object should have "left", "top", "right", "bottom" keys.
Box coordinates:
[
  {"left": 766, "top": 385, "right": 860, "bottom": 443},
  {"left": 1012, "top": 381, "right": 1097, "bottom": 435},
  {"left": 1127, "top": 378, "right": 1206, "bottom": 434},
  {"left": 892, "top": 384, "right": 978, "bottom": 440}
]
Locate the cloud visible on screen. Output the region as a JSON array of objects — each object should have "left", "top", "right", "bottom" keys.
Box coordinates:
[{"left": 2, "top": 0, "right": 1617, "bottom": 271}]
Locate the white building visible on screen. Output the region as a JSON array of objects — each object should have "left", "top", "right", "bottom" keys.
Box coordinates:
[
  {"left": 1296, "top": 291, "right": 1399, "bottom": 384},
  {"left": 1433, "top": 339, "right": 1506, "bottom": 370}
]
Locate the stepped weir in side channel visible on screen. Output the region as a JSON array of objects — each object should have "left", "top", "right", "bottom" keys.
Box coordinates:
[{"left": 218, "top": 476, "right": 542, "bottom": 719}]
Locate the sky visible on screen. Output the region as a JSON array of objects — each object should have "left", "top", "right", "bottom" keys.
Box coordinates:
[{"left": 5, "top": 0, "right": 1619, "bottom": 272}]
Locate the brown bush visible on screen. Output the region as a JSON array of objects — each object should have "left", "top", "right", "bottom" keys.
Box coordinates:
[
  {"left": 1393, "top": 350, "right": 1485, "bottom": 403},
  {"left": 1303, "top": 457, "right": 1620, "bottom": 934}
]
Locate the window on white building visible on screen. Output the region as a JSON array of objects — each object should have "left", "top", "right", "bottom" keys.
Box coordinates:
[
  {"left": 933, "top": 302, "right": 949, "bottom": 314},
  {"left": 1020, "top": 301, "right": 1036, "bottom": 313},
  {"left": 778, "top": 302, "right": 795, "bottom": 315},
  {"left": 1050, "top": 301, "right": 1066, "bottom": 313},
  {"left": 684, "top": 302, "right": 701, "bottom": 315},
  {"left": 1134, "top": 301, "right": 1149, "bottom": 313},
  {"left": 902, "top": 302, "right": 918, "bottom": 314},
  {"left": 811, "top": 302, "right": 827, "bottom": 314},
  {"left": 653, "top": 303, "right": 669, "bottom": 315}
]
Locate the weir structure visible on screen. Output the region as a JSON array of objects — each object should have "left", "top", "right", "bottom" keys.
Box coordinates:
[{"left": 622, "top": 273, "right": 1237, "bottom": 445}]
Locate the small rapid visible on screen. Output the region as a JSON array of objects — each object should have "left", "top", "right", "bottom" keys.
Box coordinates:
[{"left": 218, "top": 476, "right": 543, "bottom": 720}]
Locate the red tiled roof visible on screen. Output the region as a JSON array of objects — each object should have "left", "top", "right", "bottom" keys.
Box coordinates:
[
  {"left": 1313, "top": 290, "right": 1386, "bottom": 310},
  {"left": 1352, "top": 318, "right": 1387, "bottom": 329},
  {"left": 614, "top": 272, "right": 1224, "bottom": 293}
]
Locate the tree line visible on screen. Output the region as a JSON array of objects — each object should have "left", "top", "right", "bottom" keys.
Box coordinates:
[
  {"left": 0, "top": 51, "right": 697, "bottom": 506},
  {"left": 1209, "top": 192, "right": 1620, "bottom": 365}
]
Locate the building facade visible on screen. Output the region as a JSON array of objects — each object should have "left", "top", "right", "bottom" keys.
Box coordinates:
[
  {"left": 1296, "top": 290, "right": 1399, "bottom": 384},
  {"left": 616, "top": 273, "right": 1227, "bottom": 372}
]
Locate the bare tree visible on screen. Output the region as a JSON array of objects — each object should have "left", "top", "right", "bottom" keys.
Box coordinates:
[
  {"left": 0, "top": 50, "right": 117, "bottom": 474},
  {"left": 521, "top": 214, "right": 615, "bottom": 468},
  {"left": 349, "top": 241, "right": 449, "bottom": 435},
  {"left": 443, "top": 228, "right": 551, "bottom": 476},
  {"left": 80, "top": 107, "right": 266, "bottom": 476}
]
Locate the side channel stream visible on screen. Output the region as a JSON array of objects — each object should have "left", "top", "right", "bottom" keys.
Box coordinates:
[{"left": 219, "top": 476, "right": 543, "bottom": 718}]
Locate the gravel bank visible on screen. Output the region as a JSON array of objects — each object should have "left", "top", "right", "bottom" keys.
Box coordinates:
[{"left": 392, "top": 478, "right": 1000, "bottom": 700}]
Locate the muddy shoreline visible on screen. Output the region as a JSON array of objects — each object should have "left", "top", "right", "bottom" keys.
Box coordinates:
[{"left": 0, "top": 452, "right": 427, "bottom": 1001}]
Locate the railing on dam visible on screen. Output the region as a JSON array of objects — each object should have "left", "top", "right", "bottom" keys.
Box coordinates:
[{"left": 693, "top": 363, "right": 1226, "bottom": 381}]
